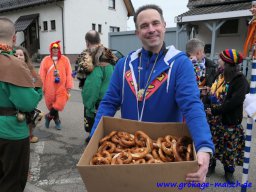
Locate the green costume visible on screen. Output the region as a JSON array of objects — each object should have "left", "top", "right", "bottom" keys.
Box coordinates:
[
  {"left": 0, "top": 53, "right": 41, "bottom": 140},
  {"left": 82, "top": 65, "right": 114, "bottom": 118}
]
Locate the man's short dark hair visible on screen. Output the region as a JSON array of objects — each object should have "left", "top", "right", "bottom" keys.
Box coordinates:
[
  {"left": 133, "top": 4, "right": 164, "bottom": 29},
  {"left": 85, "top": 30, "right": 101, "bottom": 45}
]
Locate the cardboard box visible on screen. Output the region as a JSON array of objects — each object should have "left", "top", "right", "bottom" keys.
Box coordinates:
[{"left": 77, "top": 117, "right": 200, "bottom": 192}]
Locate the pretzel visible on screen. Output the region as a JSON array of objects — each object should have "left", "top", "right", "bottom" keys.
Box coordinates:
[
  {"left": 171, "top": 140, "right": 182, "bottom": 162},
  {"left": 98, "top": 141, "right": 116, "bottom": 153},
  {"left": 117, "top": 151, "right": 133, "bottom": 164},
  {"left": 100, "top": 150, "right": 112, "bottom": 162},
  {"left": 158, "top": 148, "right": 174, "bottom": 162},
  {"left": 130, "top": 147, "right": 149, "bottom": 160},
  {"left": 186, "top": 144, "right": 193, "bottom": 161},
  {"left": 114, "top": 144, "right": 126, "bottom": 153},
  {"left": 153, "top": 137, "right": 164, "bottom": 149},
  {"left": 90, "top": 156, "right": 110, "bottom": 165},
  {"left": 152, "top": 148, "right": 160, "bottom": 160},
  {"left": 176, "top": 136, "right": 193, "bottom": 161},
  {"left": 133, "top": 159, "right": 146, "bottom": 164},
  {"left": 161, "top": 141, "right": 173, "bottom": 156},
  {"left": 165, "top": 135, "right": 177, "bottom": 143},
  {"left": 111, "top": 134, "right": 121, "bottom": 144},
  {"left": 120, "top": 134, "right": 135, "bottom": 147},
  {"left": 111, "top": 151, "right": 132, "bottom": 164},
  {"left": 99, "top": 131, "right": 117, "bottom": 145},
  {"left": 134, "top": 131, "right": 149, "bottom": 147},
  {"left": 147, "top": 159, "right": 163, "bottom": 164},
  {"left": 91, "top": 131, "right": 194, "bottom": 165}
]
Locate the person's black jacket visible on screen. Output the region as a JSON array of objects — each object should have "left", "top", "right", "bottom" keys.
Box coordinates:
[
  {"left": 211, "top": 72, "right": 249, "bottom": 125},
  {"left": 205, "top": 57, "right": 217, "bottom": 87}
]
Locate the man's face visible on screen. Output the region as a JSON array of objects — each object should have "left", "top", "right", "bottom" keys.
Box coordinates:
[
  {"left": 250, "top": 4, "right": 256, "bottom": 16},
  {"left": 135, "top": 9, "right": 166, "bottom": 53},
  {"left": 196, "top": 48, "right": 205, "bottom": 62},
  {"left": 189, "top": 48, "right": 205, "bottom": 63},
  {"left": 52, "top": 47, "right": 59, "bottom": 56}
]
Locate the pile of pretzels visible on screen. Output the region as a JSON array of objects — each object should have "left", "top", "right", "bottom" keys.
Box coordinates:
[{"left": 90, "top": 130, "right": 193, "bottom": 165}]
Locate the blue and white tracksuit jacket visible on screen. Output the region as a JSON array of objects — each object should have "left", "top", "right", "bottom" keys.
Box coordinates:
[{"left": 90, "top": 45, "right": 214, "bottom": 153}]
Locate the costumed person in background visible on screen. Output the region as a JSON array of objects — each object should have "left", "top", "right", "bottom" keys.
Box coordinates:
[
  {"left": 15, "top": 46, "right": 43, "bottom": 143},
  {"left": 204, "top": 50, "right": 226, "bottom": 177},
  {"left": 0, "top": 18, "right": 41, "bottom": 192},
  {"left": 186, "top": 38, "right": 217, "bottom": 88},
  {"left": 39, "top": 41, "right": 73, "bottom": 130},
  {"left": 186, "top": 38, "right": 217, "bottom": 101},
  {"left": 206, "top": 49, "right": 249, "bottom": 183},
  {"left": 243, "top": 0, "right": 256, "bottom": 58},
  {"left": 75, "top": 50, "right": 89, "bottom": 89},
  {"left": 243, "top": 1, "right": 256, "bottom": 122},
  {"left": 80, "top": 30, "right": 117, "bottom": 143},
  {"left": 89, "top": 5, "right": 214, "bottom": 182}
]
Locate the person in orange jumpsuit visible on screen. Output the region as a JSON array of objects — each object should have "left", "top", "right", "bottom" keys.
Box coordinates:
[
  {"left": 39, "top": 41, "right": 73, "bottom": 130},
  {"left": 243, "top": 1, "right": 256, "bottom": 58}
]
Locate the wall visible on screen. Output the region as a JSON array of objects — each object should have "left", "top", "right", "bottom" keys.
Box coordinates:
[
  {"left": 64, "top": 0, "right": 129, "bottom": 54},
  {"left": 0, "top": 0, "right": 129, "bottom": 55},
  {"left": 0, "top": 3, "right": 63, "bottom": 55},
  {"left": 195, "top": 17, "right": 249, "bottom": 56},
  {"left": 109, "top": 27, "right": 188, "bottom": 56}
]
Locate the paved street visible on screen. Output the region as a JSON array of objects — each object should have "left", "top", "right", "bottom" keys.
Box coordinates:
[
  {"left": 25, "top": 87, "right": 86, "bottom": 192},
  {"left": 24, "top": 80, "right": 256, "bottom": 192}
]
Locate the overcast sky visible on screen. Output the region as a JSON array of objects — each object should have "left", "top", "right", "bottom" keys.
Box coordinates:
[{"left": 127, "top": 0, "right": 189, "bottom": 30}]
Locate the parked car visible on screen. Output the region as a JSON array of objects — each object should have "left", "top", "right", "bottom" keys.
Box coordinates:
[{"left": 111, "top": 49, "right": 124, "bottom": 61}]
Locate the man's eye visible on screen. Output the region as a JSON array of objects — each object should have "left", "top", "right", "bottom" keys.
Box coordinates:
[{"left": 140, "top": 25, "right": 148, "bottom": 29}]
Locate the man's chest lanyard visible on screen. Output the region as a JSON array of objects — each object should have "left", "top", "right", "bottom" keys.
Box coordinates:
[{"left": 123, "top": 50, "right": 174, "bottom": 121}]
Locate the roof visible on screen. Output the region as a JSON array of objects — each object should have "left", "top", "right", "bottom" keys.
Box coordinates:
[
  {"left": 187, "top": 0, "right": 251, "bottom": 8},
  {"left": 177, "top": 1, "right": 252, "bottom": 23},
  {"left": 15, "top": 13, "right": 39, "bottom": 32},
  {"left": 123, "top": 0, "right": 135, "bottom": 17},
  {"left": 0, "top": 0, "right": 63, "bottom": 13},
  {"left": 180, "top": 2, "right": 251, "bottom": 17},
  {"left": 0, "top": 0, "right": 134, "bottom": 16}
]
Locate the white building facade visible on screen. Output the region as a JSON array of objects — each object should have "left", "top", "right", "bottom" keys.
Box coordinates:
[{"left": 0, "top": 0, "right": 134, "bottom": 61}]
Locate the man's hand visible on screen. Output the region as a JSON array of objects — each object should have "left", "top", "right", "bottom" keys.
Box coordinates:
[{"left": 186, "top": 151, "right": 210, "bottom": 182}]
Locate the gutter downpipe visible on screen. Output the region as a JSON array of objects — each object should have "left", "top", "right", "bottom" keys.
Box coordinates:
[{"left": 56, "top": 1, "right": 65, "bottom": 54}]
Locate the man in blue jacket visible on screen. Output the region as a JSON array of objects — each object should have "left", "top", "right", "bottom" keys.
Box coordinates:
[{"left": 90, "top": 4, "right": 214, "bottom": 182}]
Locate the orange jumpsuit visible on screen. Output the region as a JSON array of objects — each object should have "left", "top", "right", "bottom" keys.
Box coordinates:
[
  {"left": 39, "top": 55, "right": 73, "bottom": 111},
  {"left": 243, "top": 19, "right": 256, "bottom": 57}
]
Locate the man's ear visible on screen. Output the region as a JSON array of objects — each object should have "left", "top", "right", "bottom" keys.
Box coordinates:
[{"left": 135, "top": 29, "right": 139, "bottom": 37}]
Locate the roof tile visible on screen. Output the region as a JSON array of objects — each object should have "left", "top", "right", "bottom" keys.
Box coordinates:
[
  {"left": 179, "top": 2, "right": 251, "bottom": 17},
  {"left": 0, "top": 0, "right": 62, "bottom": 13}
]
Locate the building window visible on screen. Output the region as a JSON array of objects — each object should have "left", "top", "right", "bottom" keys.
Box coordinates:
[
  {"left": 43, "top": 21, "right": 48, "bottom": 31},
  {"left": 51, "top": 20, "right": 56, "bottom": 30},
  {"left": 98, "top": 24, "right": 102, "bottom": 33},
  {"left": 110, "top": 26, "right": 120, "bottom": 32},
  {"left": 219, "top": 19, "right": 239, "bottom": 35},
  {"left": 109, "top": 0, "right": 115, "bottom": 9},
  {"left": 92, "top": 23, "right": 96, "bottom": 30}
]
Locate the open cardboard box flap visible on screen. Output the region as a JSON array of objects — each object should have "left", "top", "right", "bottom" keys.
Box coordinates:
[{"left": 77, "top": 117, "right": 200, "bottom": 192}]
